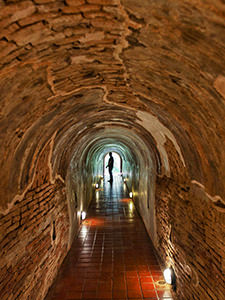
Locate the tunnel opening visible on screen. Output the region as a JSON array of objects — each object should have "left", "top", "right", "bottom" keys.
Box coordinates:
[
  {"left": 65, "top": 123, "right": 159, "bottom": 253},
  {"left": 0, "top": 96, "right": 201, "bottom": 300},
  {"left": 0, "top": 1, "right": 225, "bottom": 299}
]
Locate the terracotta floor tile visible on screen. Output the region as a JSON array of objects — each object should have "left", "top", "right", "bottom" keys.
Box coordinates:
[
  {"left": 141, "top": 282, "right": 155, "bottom": 290},
  {"left": 113, "top": 289, "right": 127, "bottom": 298},
  {"left": 66, "top": 291, "right": 82, "bottom": 299},
  {"left": 97, "top": 290, "right": 112, "bottom": 299},
  {"left": 67, "top": 282, "right": 84, "bottom": 292},
  {"left": 82, "top": 291, "right": 97, "bottom": 299},
  {"left": 127, "top": 283, "right": 141, "bottom": 291},
  {"left": 142, "top": 289, "right": 157, "bottom": 298},
  {"left": 113, "top": 282, "right": 126, "bottom": 290},
  {"left": 139, "top": 272, "right": 152, "bottom": 278},
  {"left": 45, "top": 177, "right": 173, "bottom": 300},
  {"left": 83, "top": 279, "right": 98, "bottom": 291},
  {"left": 48, "top": 294, "right": 65, "bottom": 300},
  {"left": 140, "top": 276, "right": 153, "bottom": 283},
  {"left": 152, "top": 275, "right": 164, "bottom": 282},
  {"left": 127, "top": 289, "right": 142, "bottom": 298},
  {"left": 126, "top": 271, "right": 138, "bottom": 278},
  {"left": 85, "top": 272, "right": 100, "bottom": 279},
  {"left": 126, "top": 278, "right": 139, "bottom": 284}
]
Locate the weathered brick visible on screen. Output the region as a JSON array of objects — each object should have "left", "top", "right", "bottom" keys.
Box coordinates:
[
  {"left": 0, "top": 1, "right": 35, "bottom": 20},
  {"left": 91, "top": 18, "right": 123, "bottom": 30},
  {"left": 87, "top": 0, "right": 119, "bottom": 4},
  {"left": 79, "top": 31, "right": 105, "bottom": 43},
  {"left": 12, "top": 22, "right": 51, "bottom": 46},
  {"left": 65, "top": 0, "right": 85, "bottom": 6},
  {"left": 83, "top": 11, "right": 112, "bottom": 19},
  {"left": 36, "top": 2, "right": 66, "bottom": 13},
  {"left": 61, "top": 6, "right": 83, "bottom": 14},
  {"left": 62, "top": 4, "right": 100, "bottom": 14},
  {"left": 0, "top": 23, "right": 20, "bottom": 39},
  {"left": 35, "top": 182, "right": 51, "bottom": 193},
  {"left": 0, "top": 40, "right": 17, "bottom": 57},
  {"left": 0, "top": 230, "right": 17, "bottom": 249},
  {"left": 34, "top": 0, "right": 55, "bottom": 3},
  {"left": 49, "top": 14, "right": 82, "bottom": 31},
  {"left": 18, "top": 12, "right": 56, "bottom": 27},
  {"left": 7, "top": 221, "right": 19, "bottom": 233}
]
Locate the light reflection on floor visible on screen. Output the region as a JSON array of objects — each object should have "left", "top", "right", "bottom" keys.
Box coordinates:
[{"left": 45, "top": 175, "right": 173, "bottom": 300}]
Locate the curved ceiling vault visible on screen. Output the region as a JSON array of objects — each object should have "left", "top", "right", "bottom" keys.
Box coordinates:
[{"left": 0, "top": 0, "right": 225, "bottom": 212}]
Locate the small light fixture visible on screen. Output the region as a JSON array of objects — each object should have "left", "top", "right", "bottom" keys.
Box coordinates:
[
  {"left": 163, "top": 267, "right": 176, "bottom": 290},
  {"left": 129, "top": 192, "right": 133, "bottom": 198},
  {"left": 164, "top": 268, "right": 172, "bottom": 284},
  {"left": 81, "top": 211, "right": 86, "bottom": 221},
  {"left": 123, "top": 178, "right": 126, "bottom": 183},
  {"left": 95, "top": 183, "right": 99, "bottom": 189}
]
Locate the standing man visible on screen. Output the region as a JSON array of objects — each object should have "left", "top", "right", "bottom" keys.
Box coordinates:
[{"left": 106, "top": 152, "right": 114, "bottom": 183}]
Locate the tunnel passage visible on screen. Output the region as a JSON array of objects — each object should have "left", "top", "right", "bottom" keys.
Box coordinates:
[
  {"left": 46, "top": 173, "right": 174, "bottom": 300},
  {"left": 0, "top": 0, "right": 225, "bottom": 300},
  {"left": 66, "top": 123, "right": 160, "bottom": 247}
]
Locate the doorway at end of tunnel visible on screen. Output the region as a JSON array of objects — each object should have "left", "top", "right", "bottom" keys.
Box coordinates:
[{"left": 104, "top": 152, "right": 122, "bottom": 182}]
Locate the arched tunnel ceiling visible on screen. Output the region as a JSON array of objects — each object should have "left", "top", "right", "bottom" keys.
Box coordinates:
[
  {"left": 68, "top": 127, "right": 158, "bottom": 177},
  {"left": 0, "top": 0, "right": 225, "bottom": 210}
]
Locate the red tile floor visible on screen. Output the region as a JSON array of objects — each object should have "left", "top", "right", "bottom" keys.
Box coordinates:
[{"left": 45, "top": 176, "right": 173, "bottom": 300}]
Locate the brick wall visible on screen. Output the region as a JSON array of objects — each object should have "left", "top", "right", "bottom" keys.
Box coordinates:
[
  {"left": 0, "top": 0, "right": 224, "bottom": 299},
  {"left": 0, "top": 143, "right": 70, "bottom": 300},
  {"left": 155, "top": 141, "right": 225, "bottom": 300}
]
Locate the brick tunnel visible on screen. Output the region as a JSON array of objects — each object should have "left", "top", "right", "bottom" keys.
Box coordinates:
[{"left": 0, "top": 0, "right": 225, "bottom": 299}]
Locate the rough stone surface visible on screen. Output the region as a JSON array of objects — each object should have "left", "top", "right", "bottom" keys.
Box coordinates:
[
  {"left": 0, "top": 0, "right": 224, "bottom": 299},
  {"left": 214, "top": 75, "right": 225, "bottom": 99},
  {"left": 0, "top": 141, "right": 69, "bottom": 300}
]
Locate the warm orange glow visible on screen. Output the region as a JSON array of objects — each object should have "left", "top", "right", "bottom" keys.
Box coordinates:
[
  {"left": 84, "top": 218, "right": 105, "bottom": 227},
  {"left": 120, "top": 198, "right": 130, "bottom": 203}
]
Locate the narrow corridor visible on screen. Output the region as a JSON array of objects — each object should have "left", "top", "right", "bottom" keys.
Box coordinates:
[{"left": 45, "top": 176, "right": 173, "bottom": 300}]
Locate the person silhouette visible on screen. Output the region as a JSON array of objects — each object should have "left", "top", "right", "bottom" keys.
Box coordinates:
[{"left": 106, "top": 152, "right": 114, "bottom": 183}]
